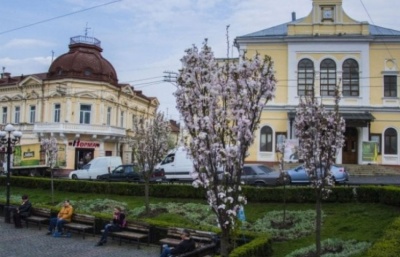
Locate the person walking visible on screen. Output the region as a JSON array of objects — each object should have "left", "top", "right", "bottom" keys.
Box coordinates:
[
  {"left": 96, "top": 206, "right": 126, "bottom": 246},
  {"left": 13, "top": 194, "right": 32, "bottom": 228},
  {"left": 46, "top": 200, "right": 73, "bottom": 235}
]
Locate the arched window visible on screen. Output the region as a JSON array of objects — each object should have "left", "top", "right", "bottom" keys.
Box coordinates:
[
  {"left": 320, "top": 59, "right": 336, "bottom": 96},
  {"left": 298, "top": 59, "right": 314, "bottom": 96},
  {"left": 384, "top": 128, "right": 397, "bottom": 154},
  {"left": 342, "top": 59, "right": 359, "bottom": 96},
  {"left": 260, "top": 126, "right": 273, "bottom": 152}
]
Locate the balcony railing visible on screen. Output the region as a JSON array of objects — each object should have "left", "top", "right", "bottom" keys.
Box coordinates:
[{"left": 33, "top": 123, "right": 126, "bottom": 136}]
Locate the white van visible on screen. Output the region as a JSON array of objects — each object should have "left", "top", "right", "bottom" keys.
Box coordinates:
[
  {"left": 69, "top": 156, "right": 122, "bottom": 180},
  {"left": 156, "top": 147, "right": 195, "bottom": 182}
]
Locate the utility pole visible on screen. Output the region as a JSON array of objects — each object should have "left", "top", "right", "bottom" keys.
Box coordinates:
[{"left": 163, "top": 71, "right": 178, "bottom": 84}]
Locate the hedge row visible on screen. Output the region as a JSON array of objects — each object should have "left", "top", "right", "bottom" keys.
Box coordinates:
[{"left": 7, "top": 176, "right": 397, "bottom": 204}]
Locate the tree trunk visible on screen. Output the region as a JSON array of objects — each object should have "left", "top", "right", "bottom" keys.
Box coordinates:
[
  {"left": 144, "top": 181, "right": 150, "bottom": 214},
  {"left": 51, "top": 169, "right": 54, "bottom": 204},
  {"left": 219, "top": 227, "right": 232, "bottom": 257},
  {"left": 315, "top": 190, "right": 322, "bottom": 257}
]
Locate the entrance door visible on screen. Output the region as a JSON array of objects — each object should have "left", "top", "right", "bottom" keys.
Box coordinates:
[
  {"left": 342, "top": 127, "right": 358, "bottom": 164},
  {"left": 75, "top": 149, "right": 94, "bottom": 169}
]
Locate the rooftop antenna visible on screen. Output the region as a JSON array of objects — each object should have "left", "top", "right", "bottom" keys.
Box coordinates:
[{"left": 84, "top": 22, "right": 91, "bottom": 37}]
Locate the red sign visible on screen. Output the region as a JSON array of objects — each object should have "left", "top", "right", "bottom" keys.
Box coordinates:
[{"left": 69, "top": 140, "right": 100, "bottom": 148}]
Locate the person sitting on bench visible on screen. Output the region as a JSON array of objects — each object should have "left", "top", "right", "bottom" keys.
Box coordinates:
[
  {"left": 46, "top": 200, "right": 73, "bottom": 235},
  {"left": 160, "top": 229, "right": 196, "bottom": 257},
  {"left": 13, "top": 194, "right": 32, "bottom": 228}
]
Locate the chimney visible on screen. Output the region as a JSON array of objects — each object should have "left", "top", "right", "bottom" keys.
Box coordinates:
[
  {"left": 292, "top": 12, "right": 296, "bottom": 21},
  {"left": 3, "top": 72, "right": 11, "bottom": 78}
]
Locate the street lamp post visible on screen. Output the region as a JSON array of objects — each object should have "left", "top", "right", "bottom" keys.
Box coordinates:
[{"left": 0, "top": 124, "right": 22, "bottom": 223}]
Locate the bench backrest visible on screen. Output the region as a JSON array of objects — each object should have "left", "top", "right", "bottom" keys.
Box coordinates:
[
  {"left": 167, "top": 228, "right": 215, "bottom": 244},
  {"left": 31, "top": 207, "right": 51, "bottom": 217},
  {"left": 125, "top": 222, "right": 149, "bottom": 233},
  {"left": 71, "top": 213, "right": 95, "bottom": 224}
]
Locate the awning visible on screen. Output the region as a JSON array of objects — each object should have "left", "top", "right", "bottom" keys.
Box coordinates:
[{"left": 287, "top": 112, "right": 374, "bottom": 127}]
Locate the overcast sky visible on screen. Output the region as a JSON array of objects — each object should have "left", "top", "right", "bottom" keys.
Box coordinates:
[{"left": 0, "top": 0, "right": 398, "bottom": 121}]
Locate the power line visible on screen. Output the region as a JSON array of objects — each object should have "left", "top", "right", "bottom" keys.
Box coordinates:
[{"left": 0, "top": 0, "right": 122, "bottom": 36}]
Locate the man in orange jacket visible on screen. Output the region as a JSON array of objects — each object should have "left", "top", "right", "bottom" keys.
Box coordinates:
[{"left": 46, "top": 200, "right": 73, "bottom": 235}]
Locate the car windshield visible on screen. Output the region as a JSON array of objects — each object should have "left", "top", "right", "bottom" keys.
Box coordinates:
[{"left": 257, "top": 165, "right": 272, "bottom": 174}]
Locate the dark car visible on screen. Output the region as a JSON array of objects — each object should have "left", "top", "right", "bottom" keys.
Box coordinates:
[
  {"left": 97, "top": 164, "right": 143, "bottom": 182},
  {"left": 241, "top": 164, "right": 283, "bottom": 187}
]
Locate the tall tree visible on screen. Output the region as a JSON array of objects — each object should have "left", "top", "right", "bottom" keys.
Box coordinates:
[
  {"left": 294, "top": 88, "right": 345, "bottom": 256},
  {"left": 175, "top": 40, "right": 276, "bottom": 256},
  {"left": 130, "top": 112, "right": 171, "bottom": 214},
  {"left": 41, "top": 137, "right": 58, "bottom": 204}
]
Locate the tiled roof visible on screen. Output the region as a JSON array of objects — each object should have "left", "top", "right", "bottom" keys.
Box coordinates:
[
  {"left": 237, "top": 18, "right": 400, "bottom": 39},
  {"left": 0, "top": 72, "right": 47, "bottom": 86}
]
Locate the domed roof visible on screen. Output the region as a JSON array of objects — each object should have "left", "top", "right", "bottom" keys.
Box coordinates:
[{"left": 47, "top": 36, "right": 118, "bottom": 86}]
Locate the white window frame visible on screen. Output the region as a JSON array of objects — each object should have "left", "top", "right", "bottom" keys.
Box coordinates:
[
  {"left": 54, "top": 103, "right": 61, "bottom": 123},
  {"left": 80, "top": 104, "right": 91, "bottom": 124}
]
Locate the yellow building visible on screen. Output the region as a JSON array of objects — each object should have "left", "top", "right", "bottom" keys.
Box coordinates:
[
  {"left": 235, "top": 0, "right": 400, "bottom": 165},
  {"left": 0, "top": 35, "right": 158, "bottom": 175}
]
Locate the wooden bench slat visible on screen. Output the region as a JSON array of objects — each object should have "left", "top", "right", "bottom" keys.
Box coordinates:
[
  {"left": 63, "top": 214, "right": 95, "bottom": 239},
  {"left": 25, "top": 207, "right": 51, "bottom": 230},
  {"left": 107, "top": 223, "right": 150, "bottom": 249}
]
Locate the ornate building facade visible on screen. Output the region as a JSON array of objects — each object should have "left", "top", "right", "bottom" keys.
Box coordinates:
[{"left": 0, "top": 36, "right": 158, "bottom": 175}]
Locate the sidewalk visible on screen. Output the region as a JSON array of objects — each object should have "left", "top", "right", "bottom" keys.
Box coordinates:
[{"left": 0, "top": 220, "right": 159, "bottom": 257}]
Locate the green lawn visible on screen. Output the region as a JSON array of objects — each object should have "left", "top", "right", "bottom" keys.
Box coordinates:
[{"left": 2, "top": 186, "right": 399, "bottom": 257}]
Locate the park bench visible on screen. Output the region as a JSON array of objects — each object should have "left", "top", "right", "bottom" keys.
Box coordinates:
[
  {"left": 105, "top": 222, "right": 150, "bottom": 249},
  {"left": 159, "top": 227, "right": 217, "bottom": 256},
  {"left": 63, "top": 213, "right": 95, "bottom": 239},
  {"left": 25, "top": 207, "right": 51, "bottom": 230}
]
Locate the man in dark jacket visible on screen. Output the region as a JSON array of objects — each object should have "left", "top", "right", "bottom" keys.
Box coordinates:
[
  {"left": 160, "top": 229, "right": 196, "bottom": 257},
  {"left": 13, "top": 195, "right": 32, "bottom": 228}
]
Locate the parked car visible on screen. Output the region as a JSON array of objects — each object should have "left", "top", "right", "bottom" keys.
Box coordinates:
[
  {"left": 97, "top": 164, "right": 165, "bottom": 183},
  {"left": 69, "top": 156, "right": 122, "bottom": 180},
  {"left": 97, "top": 164, "right": 143, "bottom": 182},
  {"left": 241, "top": 164, "right": 283, "bottom": 187},
  {"left": 287, "top": 164, "right": 349, "bottom": 184}
]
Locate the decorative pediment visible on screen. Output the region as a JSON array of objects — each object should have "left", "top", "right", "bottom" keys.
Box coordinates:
[
  {"left": 122, "top": 85, "right": 134, "bottom": 96},
  {"left": 49, "top": 91, "right": 65, "bottom": 97},
  {"left": 0, "top": 96, "right": 11, "bottom": 102},
  {"left": 12, "top": 94, "right": 23, "bottom": 101},
  {"left": 26, "top": 90, "right": 40, "bottom": 99},
  {"left": 20, "top": 76, "right": 42, "bottom": 87},
  {"left": 150, "top": 97, "right": 160, "bottom": 106},
  {"left": 75, "top": 91, "right": 98, "bottom": 99}
]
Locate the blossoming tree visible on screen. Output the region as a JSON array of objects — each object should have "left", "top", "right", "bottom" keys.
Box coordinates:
[
  {"left": 294, "top": 88, "right": 345, "bottom": 256},
  {"left": 41, "top": 136, "right": 58, "bottom": 204},
  {"left": 130, "top": 112, "right": 171, "bottom": 214},
  {"left": 175, "top": 40, "right": 276, "bottom": 256}
]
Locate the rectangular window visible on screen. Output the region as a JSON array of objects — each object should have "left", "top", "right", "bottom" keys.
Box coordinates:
[
  {"left": 106, "top": 107, "right": 111, "bottom": 126},
  {"left": 14, "top": 106, "right": 20, "bottom": 124},
  {"left": 30, "top": 106, "right": 36, "bottom": 123},
  {"left": 132, "top": 114, "right": 136, "bottom": 129},
  {"left": 2, "top": 107, "right": 7, "bottom": 124},
  {"left": 79, "top": 104, "right": 91, "bottom": 124},
  {"left": 54, "top": 104, "right": 61, "bottom": 123},
  {"left": 120, "top": 111, "right": 124, "bottom": 127},
  {"left": 384, "top": 75, "right": 397, "bottom": 97}
]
